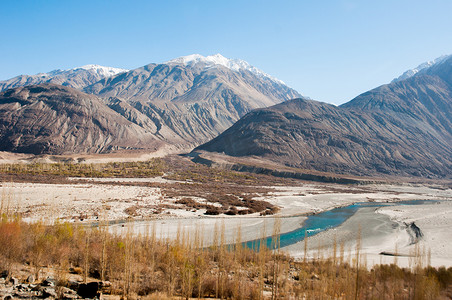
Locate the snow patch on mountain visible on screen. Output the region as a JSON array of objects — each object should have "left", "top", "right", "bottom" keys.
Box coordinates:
[
  {"left": 392, "top": 55, "right": 451, "bottom": 82},
  {"left": 11, "top": 65, "right": 128, "bottom": 80},
  {"left": 0, "top": 64, "right": 130, "bottom": 93},
  {"left": 72, "top": 64, "right": 129, "bottom": 77},
  {"left": 167, "top": 54, "right": 285, "bottom": 84}
]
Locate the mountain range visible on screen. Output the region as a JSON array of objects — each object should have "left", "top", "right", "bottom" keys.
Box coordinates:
[
  {"left": 0, "top": 54, "right": 451, "bottom": 178},
  {"left": 84, "top": 54, "right": 301, "bottom": 146},
  {"left": 0, "top": 65, "right": 128, "bottom": 92},
  {"left": 196, "top": 55, "right": 452, "bottom": 178},
  {"left": 0, "top": 54, "right": 300, "bottom": 154}
]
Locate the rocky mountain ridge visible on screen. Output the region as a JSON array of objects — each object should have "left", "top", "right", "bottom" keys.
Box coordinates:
[
  {"left": 0, "top": 84, "right": 164, "bottom": 154},
  {"left": 1, "top": 54, "right": 451, "bottom": 178},
  {"left": 196, "top": 56, "right": 452, "bottom": 178},
  {"left": 0, "top": 65, "right": 127, "bottom": 92},
  {"left": 392, "top": 54, "right": 451, "bottom": 82},
  {"left": 82, "top": 54, "right": 301, "bottom": 146},
  {"left": 0, "top": 55, "right": 300, "bottom": 153},
  {"left": 166, "top": 53, "right": 286, "bottom": 84}
]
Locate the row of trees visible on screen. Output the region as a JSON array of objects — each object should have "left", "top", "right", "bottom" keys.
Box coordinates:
[{"left": 0, "top": 214, "right": 450, "bottom": 299}]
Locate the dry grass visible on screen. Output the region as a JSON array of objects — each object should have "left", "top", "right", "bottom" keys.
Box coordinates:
[
  {"left": 0, "top": 156, "right": 284, "bottom": 216},
  {"left": 0, "top": 155, "right": 302, "bottom": 186},
  {"left": 0, "top": 159, "right": 165, "bottom": 178},
  {"left": 0, "top": 216, "right": 451, "bottom": 299},
  {"left": 1, "top": 157, "right": 451, "bottom": 298},
  {"left": 163, "top": 182, "right": 277, "bottom": 215}
]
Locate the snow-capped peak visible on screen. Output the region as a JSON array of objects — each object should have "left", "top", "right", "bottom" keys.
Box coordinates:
[
  {"left": 35, "top": 65, "right": 128, "bottom": 78},
  {"left": 166, "top": 54, "right": 285, "bottom": 84},
  {"left": 392, "top": 55, "right": 451, "bottom": 82},
  {"left": 72, "top": 64, "right": 128, "bottom": 77},
  {"left": 167, "top": 54, "right": 229, "bottom": 66}
]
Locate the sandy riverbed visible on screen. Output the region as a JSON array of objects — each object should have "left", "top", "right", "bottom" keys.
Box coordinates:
[
  {"left": 375, "top": 200, "right": 452, "bottom": 267},
  {"left": 283, "top": 186, "right": 452, "bottom": 268},
  {"left": 1, "top": 179, "right": 451, "bottom": 267}
]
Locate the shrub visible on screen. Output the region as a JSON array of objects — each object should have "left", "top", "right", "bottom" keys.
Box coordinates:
[{"left": 204, "top": 206, "right": 221, "bottom": 215}]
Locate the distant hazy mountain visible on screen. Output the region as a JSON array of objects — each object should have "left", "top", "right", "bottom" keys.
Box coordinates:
[
  {"left": 0, "top": 84, "right": 164, "bottom": 154},
  {"left": 85, "top": 54, "right": 302, "bottom": 146},
  {"left": 0, "top": 65, "right": 128, "bottom": 92},
  {"left": 196, "top": 56, "right": 452, "bottom": 178}
]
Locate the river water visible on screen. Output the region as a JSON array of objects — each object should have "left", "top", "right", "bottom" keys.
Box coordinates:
[{"left": 243, "top": 200, "right": 436, "bottom": 250}]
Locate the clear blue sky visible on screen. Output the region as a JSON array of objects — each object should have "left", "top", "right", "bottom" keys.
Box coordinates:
[{"left": 1, "top": 0, "right": 452, "bottom": 105}]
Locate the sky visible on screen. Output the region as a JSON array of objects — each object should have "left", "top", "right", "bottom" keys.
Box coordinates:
[{"left": 1, "top": 0, "right": 452, "bottom": 105}]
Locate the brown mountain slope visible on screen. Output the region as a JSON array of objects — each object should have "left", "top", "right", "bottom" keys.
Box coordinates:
[
  {"left": 0, "top": 84, "right": 165, "bottom": 154},
  {"left": 0, "top": 65, "right": 127, "bottom": 92},
  {"left": 195, "top": 56, "right": 452, "bottom": 178},
  {"left": 195, "top": 98, "right": 452, "bottom": 178},
  {"left": 85, "top": 56, "right": 301, "bottom": 146},
  {"left": 0, "top": 55, "right": 301, "bottom": 150},
  {"left": 342, "top": 64, "right": 452, "bottom": 139}
]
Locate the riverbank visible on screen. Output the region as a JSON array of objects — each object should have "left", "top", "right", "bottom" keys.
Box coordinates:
[
  {"left": 376, "top": 200, "right": 452, "bottom": 267},
  {"left": 1, "top": 177, "right": 451, "bottom": 267},
  {"left": 285, "top": 200, "right": 452, "bottom": 268},
  {"left": 107, "top": 184, "right": 452, "bottom": 269},
  {"left": 2, "top": 217, "right": 450, "bottom": 299}
]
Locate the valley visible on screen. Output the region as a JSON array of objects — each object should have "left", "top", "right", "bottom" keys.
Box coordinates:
[
  {"left": 4, "top": 1, "right": 452, "bottom": 297},
  {"left": 1, "top": 155, "right": 450, "bottom": 268},
  {"left": 0, "top": 53, "right": 451, "bottom": 298}
]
